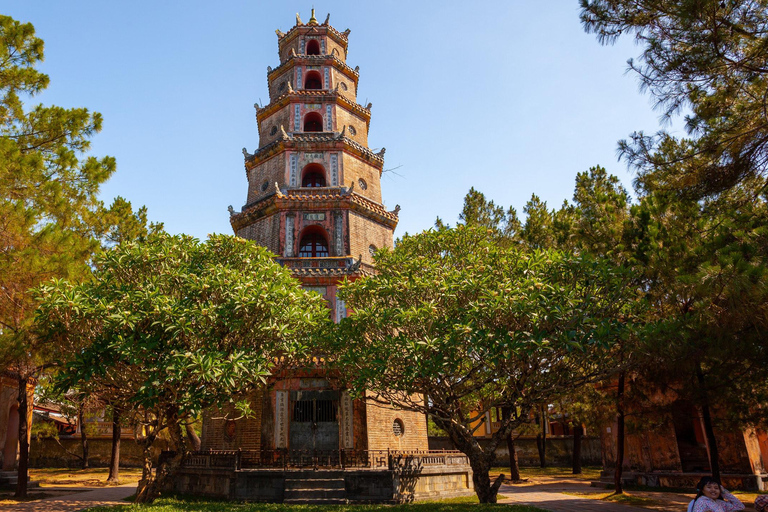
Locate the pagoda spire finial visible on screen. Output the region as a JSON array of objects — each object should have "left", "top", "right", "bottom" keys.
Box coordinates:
[{"left": 309, "top": 8, "right": 318, "bottom": 25}]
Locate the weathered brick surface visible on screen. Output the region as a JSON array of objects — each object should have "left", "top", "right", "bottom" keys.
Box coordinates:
[
  {"left": 246, "top": 153, "right": 286, "bottom": 205},
  {"left": 348, "top": 211, "right": 393, "bottom": 265},
  {"left": 201, "top": 389, "right": 263, "bottom": 451},
  {"left": 258, "top": 108, "right": 292, "bottom": 148},
  {"left": 365, "top": 392, "right": 429, "bottom": 452},
  {"left": 236, "top": 214, "right": 280, "bottom": 254},
  {"left": 332, "top": 68, "right": 357, "bottom": 103},
  {"left": 268, "top": 69, "right": 294, "bottom": 103},
  {"left": 340, "top": 153, "right": 383, "bottom": 204},
  {"left": 334, "top": 109, "right": 366, "bottom": 146}
]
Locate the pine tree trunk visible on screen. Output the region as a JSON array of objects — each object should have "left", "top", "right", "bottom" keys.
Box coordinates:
[
  {"left": 573, "top": 424, "right": 583, "bottom": 475},
  {"left": 79, "top": 406, "right": 89, "bottom": 469},
  {"left": 107, "top": 408, "right": 121, "bottom": 483},
  {"left": 614, "top": 371, "right": 625, "bottom": 494},
  {"left": 696, "top": 364, "right": 721, "bottom": 481},
  {"left": 14, "top": 377, "right": 29, "bottom": 499}
]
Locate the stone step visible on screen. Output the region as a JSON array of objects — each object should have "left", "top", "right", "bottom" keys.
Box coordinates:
[
  {"left": 284, "top": 488, "right": 346, "bottom": 500},
  {"left": 285, "top": 470, "right": 344, "bottom": 479},
  {"left": 285, "top": 478, "right": 345, "bottom": 490},
  {"left": 284, "top": 498, "right": 347, "bottom": 505}
]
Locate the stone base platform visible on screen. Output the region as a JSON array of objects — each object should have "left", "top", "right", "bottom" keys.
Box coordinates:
[{"left": 169, "top": 466, "right": 475, "bottom": 503}]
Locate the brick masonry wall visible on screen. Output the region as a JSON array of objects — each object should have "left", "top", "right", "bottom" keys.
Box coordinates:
[
  {"left": 335, "top": 107, "right": 368, "bottom": 146},
  {"left": 348, "top": 211, "right": 393, "bottom": 265},
  {"left": 331, "top": 68, "right": 357, "bottom": 103},
  {"left": 326, "top": 38, "right": 347, "bottom": 64},
  {"left": 340, "top": 153, "right": 382, "bottom": 203},
  {"left": 258, "top": 108, "right": 292, "bottom": 148},
  {"left": 268, "top": 69, "right": 294, "bottom": 103},
  {"left": 29, "top": 437, "right": 171, "bottom": 468},
  {"left": 201, "top": 389, "right": 263, "bottom": 451},
  {"left": 247, "top": 153, "right": 286, "bottom": 205},
  {"left": 365, "top": 392, "right": 429, "bottom": 452},
  {"left": 236, "top": 214, "right": 280, "bottom": 254}
]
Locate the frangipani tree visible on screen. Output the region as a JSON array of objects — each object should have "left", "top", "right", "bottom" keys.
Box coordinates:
[
  {"left": 330, "top": 226, "right": 641, "bottom": 503},
  {"left": 36, "top": 233, "right": 329, "bottom": 502}
]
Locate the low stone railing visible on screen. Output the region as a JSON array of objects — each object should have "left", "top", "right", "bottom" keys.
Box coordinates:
[{"left": 175, "top": 449, "right": 469, "bottom": 471}]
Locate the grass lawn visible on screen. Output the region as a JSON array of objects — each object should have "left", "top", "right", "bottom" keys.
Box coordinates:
[
  {"left": 30, "top": 467, "right": 143, "bottom": 487},
  {"left": 86, "top": 497, "right": 546, "bottom": 512}
]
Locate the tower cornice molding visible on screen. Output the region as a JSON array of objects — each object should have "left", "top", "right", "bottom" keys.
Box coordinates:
[
  {"left": 256, "top": 91, "right": 370, "bottom": 125},
  {"left": 267, "top": 54, "right": 359, "bottom": 84},
  {"left": 277, "top": 23, "right": 350, "bottom": 51},
  {"left": 244, "top": 135, "right": 384, "bottom": 175},
  {"left": 231, "top": 188, "right": 399, "bottom": 232}
]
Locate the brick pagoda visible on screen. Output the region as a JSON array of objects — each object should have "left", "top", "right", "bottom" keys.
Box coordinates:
[{"left": 202, "top": 10, "right": 431, "bottom": 461}]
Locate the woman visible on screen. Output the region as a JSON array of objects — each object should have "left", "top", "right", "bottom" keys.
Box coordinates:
[
  {"left": 754, "top": 494, "right": 768, "bottom": 512},
  {"left": 687, "top": 477, "right": 744, "bottom": 512}
]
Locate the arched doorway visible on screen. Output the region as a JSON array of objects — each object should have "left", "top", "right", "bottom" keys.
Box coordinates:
[
  {"left": 303, "top": 112, "right": 323, "bottom": 132},
  {"left": 306, "top": 39, "right": 320, "bottom": 56},
  {"left": 304, "top": 70, "right": 322, "bottom": 90},
  {"left": 2, "top": 405, "right": 19, "bottom": 470},
  {"left": 301, "top": 163, "right": 326, "bottom": 187},
  {"left": 298, "top": 229, "right": 330, "bottom": 258}
]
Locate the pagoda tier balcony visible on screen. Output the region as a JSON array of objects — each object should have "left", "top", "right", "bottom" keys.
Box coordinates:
[
  {"left": 232, "top": 186, "right": 398, "bottom": 232},
  {"left": 278, "top": 256, "right": 375, "bottom": 278}
]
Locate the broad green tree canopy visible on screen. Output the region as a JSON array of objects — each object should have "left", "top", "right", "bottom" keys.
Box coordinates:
[
  {"left": 330, "top": 226, "right": 640, "bottom": 502},
  {"left": 36, "top": 233, "right": 330, "bottom": 501}
]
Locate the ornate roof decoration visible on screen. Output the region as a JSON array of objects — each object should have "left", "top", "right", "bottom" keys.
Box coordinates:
[{"left": 230, "top": 187, "right": 398, "bottom": 232}]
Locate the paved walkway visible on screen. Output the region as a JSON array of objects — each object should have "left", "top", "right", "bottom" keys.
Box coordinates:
[
  {"left": 498, "top": 478, "right": 690, "bottom": 512},
  {"left": 1, "top": 483, "right": 136, "bottom": 512}
]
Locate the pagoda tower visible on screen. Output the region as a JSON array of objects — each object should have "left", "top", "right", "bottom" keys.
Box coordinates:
[
  {"left": 205, "top": 12, "right": 427, "bottom": 457},
  {"left": 230, "top": 10, "right": 398, "bottom": 316}
]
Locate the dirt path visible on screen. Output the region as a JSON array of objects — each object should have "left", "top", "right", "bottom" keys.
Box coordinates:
[{"left": 0, "top": 483, "right": 135, "bottom": 512}]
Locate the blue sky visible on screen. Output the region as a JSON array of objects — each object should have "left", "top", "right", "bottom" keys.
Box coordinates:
[{"left": 5, "top": 2, "right": 676, "bottom": 240}]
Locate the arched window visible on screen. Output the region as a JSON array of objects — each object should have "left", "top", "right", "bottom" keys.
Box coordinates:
[
  {"left": 304, "top": 70, "right": 322, "bottom": 90},
  {"left": 303, "top": 112, "right": 323, "bottom": 132},
  {"left": 306, "top": 39, "right": 320, "bottom": 55},
  {"left": 299, "top": 231, "right": 329, "bottom": 257},
  {"left": 302, "top": 163, "right": 326, "bottom": 187}
]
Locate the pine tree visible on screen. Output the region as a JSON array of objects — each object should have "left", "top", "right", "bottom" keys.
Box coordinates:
[{"left": 0, "top": 15, "right": 116, "bottom": 497}]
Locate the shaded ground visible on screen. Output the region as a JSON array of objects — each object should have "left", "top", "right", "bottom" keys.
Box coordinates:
[
  {"left": 0, "top": 468, "right": 142, "bottom": 506},
  {"left": 30, "top": 468, "right": 143, "bottom": 487}
]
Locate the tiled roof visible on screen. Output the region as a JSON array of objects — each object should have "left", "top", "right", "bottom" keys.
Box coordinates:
[
  {"left": 256, "top": 91, "right": 370, "bottom": 120},
  {"left": 279, "top": 23, "right": 349, "bottom": 46},
  {"left": 268, "top": 54, "right": 358, "bottom": 82},
  {"left": 230, "top": 187, "right": 399, "bottom": 231},
  {"left": 244, "top": 133, "right": 384, "bottom": 172}
]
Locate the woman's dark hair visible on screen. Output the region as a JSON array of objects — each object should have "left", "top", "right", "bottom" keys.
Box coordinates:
[{"left": 694, "top": 476, "right": 723, "bottom": 500}]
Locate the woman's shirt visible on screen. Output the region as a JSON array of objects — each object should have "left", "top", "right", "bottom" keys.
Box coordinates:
[{"left": 691, "top": 489, "right": 745, "bottom": 512}]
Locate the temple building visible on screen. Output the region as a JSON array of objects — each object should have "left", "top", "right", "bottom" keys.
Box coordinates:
[{"left": 187, "top": 13, "right": 474, "bottom": 503}]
